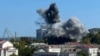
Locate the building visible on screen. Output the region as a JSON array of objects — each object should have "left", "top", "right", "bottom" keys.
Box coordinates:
[
  {"left": 34, "top": 43, "right": 81, "bottom": 56},
  {"left": 36, "top": 26, "right": 48, "bottom": 39},
  {"left": 36, "top": 29, "right": 47, "bottom": 39},
  {"left": 30, "top": 43, "right": 47, "bottom": 48},
  {"left": 81, "top": 44, "right": 98, "bottom": 56},
  {"left": 0, "top": 40, "right": 18, "bottom": 56},
  {"left": 33, "top": 42, "right": 100, "bottom": 56}
]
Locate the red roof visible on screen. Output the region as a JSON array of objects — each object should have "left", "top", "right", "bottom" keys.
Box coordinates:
[
  {"left": 0, "top": 40, "right": 6, "bottom": 44},
  {"left": 82, "top": 44, "right": 97, "bottom": 48}
]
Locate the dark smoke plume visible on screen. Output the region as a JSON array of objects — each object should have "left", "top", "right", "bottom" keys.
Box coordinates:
[
  {"left": 37, "top": 3, "right": 88, "bottom": 42},
  {"left": 37, "top": 3, "right": 60, "bottom": 24}
]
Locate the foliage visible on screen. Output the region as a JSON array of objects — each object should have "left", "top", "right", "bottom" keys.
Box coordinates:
[
  {"left": 77, "top": 51, "right": 88, "bottom": 56},
  {"left": 14, "top": 41, "right": 35, "bottom": 56},
  {"left": 82, "top": 33, "right": 91, "bottom": 44},
  {"left": 82, "top": 32, "right": 100, "bottom": 44},
  {"left": 10, "top": 53, "right": 17, "bottom": 56}
]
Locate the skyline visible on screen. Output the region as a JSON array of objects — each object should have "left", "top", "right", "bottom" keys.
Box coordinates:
[{"left": 0, "top": 0, "right": 100, "bottom": 37}]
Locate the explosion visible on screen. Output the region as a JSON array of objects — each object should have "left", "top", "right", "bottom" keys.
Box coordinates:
[
  {"left": 37, "top": 3, "right": 88, "bottom": 42},
  {"left": 37, "top": 3, "right": 60, "bottom": 24}
]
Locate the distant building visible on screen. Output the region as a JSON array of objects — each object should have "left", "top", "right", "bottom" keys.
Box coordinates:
[
  {"left": 33, "top": 42, "right": 100, "bottom": 56},
  {"left": 36, "top": 26, "right": 48, "bottom": 39},
  {"left": 34, "top": 42, "right": 81, "bottom": 56},
  {"left": 30, "top": 43, "right": 47, "bottom": 48},
  {"left": 0, "top": 40, "right": 18, "bottom": 56}
]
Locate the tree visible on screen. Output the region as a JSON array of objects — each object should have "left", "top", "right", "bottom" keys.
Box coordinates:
[
  {"left": 82, "top": 36, "right": 91, "bottom": 44},
  {"left": 14, "top": 41, "right": 35, "bottom": 56},
  {"left": 10, "top": 53, "right": 17, "bottom": 56},
  {"left": 77, "top": 51, "right": 88, "bottom": 56},
  {"left": 82, "top": 32, "right": 100, "bottom": 44}
]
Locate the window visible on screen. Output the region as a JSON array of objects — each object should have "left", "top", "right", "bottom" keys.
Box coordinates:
[{"left": 73, "top": 49, "right": 76, "bottom": 51}]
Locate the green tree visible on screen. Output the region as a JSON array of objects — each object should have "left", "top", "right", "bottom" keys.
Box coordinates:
[
  {"left": 14, "top": 41, "right": 35, "bottom": 56},
  {"left": 82, "top": 32, "right": 100, "bottom": 44},
  {"left": 82, "top": 36, "right": 91, "bottom": 44},
  {"left": 10, "top": 53, "right": 17, "bottom": 56},
  {"left": 77, "top": 51, "right": 88, "bottom": 56},
  {"left": 91, "top": 32, "right": 100, "bottom": 44}
]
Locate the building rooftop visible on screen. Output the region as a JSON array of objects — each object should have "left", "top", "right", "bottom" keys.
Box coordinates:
[
  {"left": 0, "top": 40, "right": 6, "bottom": 44},
  {"left": 81, "top": 44, "right": 98, "bottom": 48}
]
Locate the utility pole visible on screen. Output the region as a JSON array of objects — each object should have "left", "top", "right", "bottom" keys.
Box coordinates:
[{"left": 14, "top": 32, "right": 17, "bottom": 42}]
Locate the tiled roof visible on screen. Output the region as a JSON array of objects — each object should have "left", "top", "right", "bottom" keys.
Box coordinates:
[
  {"left": 81, "top": 44, "right": 97, "bottom": 48},
  {"left": 0, "top": 40, "right": 6, "bottom": 44}
]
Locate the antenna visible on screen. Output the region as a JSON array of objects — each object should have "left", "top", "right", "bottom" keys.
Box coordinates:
[{"left": 14, "top": 32, "right": 17, "bottom": 41}]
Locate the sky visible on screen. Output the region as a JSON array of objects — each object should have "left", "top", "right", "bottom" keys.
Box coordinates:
[{"left": 0, "top": 0, "right": 100, "bottom": 37}]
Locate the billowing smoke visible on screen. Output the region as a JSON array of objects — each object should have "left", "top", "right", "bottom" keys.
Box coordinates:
[
  {"left": 37, "top": 3, "right": 60, "bottom": 24},
  {"left": 37, "top": 3, "right": 88, "bottom": 42},
  {"left": 47, "top": 22, "right": 65, "bottom": 37},
  {"left": 63, "top": 17, "right": 88, "bottom": 41}
]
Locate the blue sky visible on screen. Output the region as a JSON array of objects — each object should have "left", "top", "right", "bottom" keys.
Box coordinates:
[{"left": 0, "top": 0, "right": 100, "bottom": 37}]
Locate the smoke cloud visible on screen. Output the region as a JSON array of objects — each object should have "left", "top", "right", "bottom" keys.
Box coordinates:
[
  {"left": 63, "top": 17, "right": 88, "bottom": 41},
  {"left": 37, "top": 3, "right": 60, "bottom": 24},
  {"left": 37, "top": 3, "right": 88, "bottom": 42}
]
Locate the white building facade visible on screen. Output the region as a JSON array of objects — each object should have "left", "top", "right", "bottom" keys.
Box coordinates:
[
  {"left": 88, "top": 48, "right": 98, "bottom": 56},
  {"left": 34, "top": 45, "right": 79, "bottom": 56},
  {"left": 0, "top": 40, "right": 18, "bottom": 56}
]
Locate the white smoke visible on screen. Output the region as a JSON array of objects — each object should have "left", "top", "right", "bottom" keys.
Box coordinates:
[
  {"left": 48, "top": 22, "right": 65, "bottom": 37},
  {"left": 44, "top": 17, "right": 88, "bottom": 42},
  {"left": 63, "top": 17, "right": 88, "bottom": 41}
]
